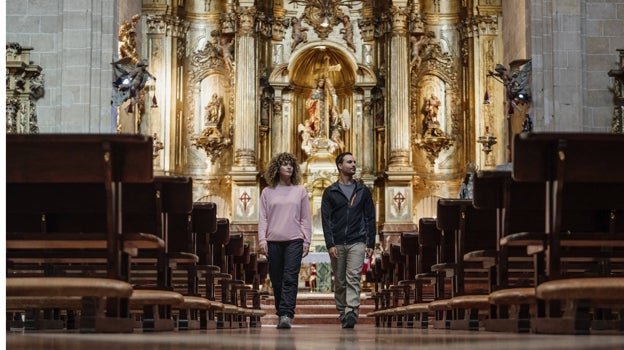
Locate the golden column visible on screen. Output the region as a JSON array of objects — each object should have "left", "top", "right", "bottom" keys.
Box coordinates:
[
  {"left": 381, "top": 3, "right": 418, "bottom": 247},
  {"left": 387, "top": 4, "right": 412, "bottom": 171},
  {"left": 230, "top": 4, "right": 261, "bottom": 228},
  {"left": 143, "top": 1, "right": 189, "bottom": 174}
]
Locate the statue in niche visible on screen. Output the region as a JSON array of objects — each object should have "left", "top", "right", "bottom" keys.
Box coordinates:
[
  {"left": 299, "top": 56, "right": 350, "bottom": 155},
  {"left": 204, "top": 93, "right": 225, "bottom": 130},
  {"left": 260, "top": 97, "right": 270, "bottom": 126},
  {"left": 192, "top": 91, "right": 231, "bottom": 163},
  {"left": 291, "top": 16, "right": 309, "bottom": 51},
  {"left": 422, "top": 94, "right": 444, "bottom": 137},
  {"left": 305, "top": 76, "right": 335, "bottom": 138}
]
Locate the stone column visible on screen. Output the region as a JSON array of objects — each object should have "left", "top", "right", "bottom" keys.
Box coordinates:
[
  {"left": 387, "top": 5, "right": 412, "bottom": 172},
  {"left": 381, "top": 4, "right": 417, "bottom": 246},
  {"left": 232, "top": 6, "right": 258, "bottom": 169},
  {"left": 230, "top": 5, "right": 260, "bottom": 227},
  {"left": 144, "top": 11, "right": 189, "bottom": 173}
]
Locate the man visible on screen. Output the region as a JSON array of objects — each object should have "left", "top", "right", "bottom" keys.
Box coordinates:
[{"left": 321, "top": 152, "right": 376, "bottom": 329}]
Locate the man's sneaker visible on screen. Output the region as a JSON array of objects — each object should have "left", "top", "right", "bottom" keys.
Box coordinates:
[
  {"left": 342, "top": 312, "right": 357, "bottom": 329},
  {"left": 277, "top": 315, "right": 292, "bottom": 329}
]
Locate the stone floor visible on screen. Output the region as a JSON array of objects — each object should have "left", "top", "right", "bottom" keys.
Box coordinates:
[{"left": 7, "top": 324, "right": 624, "bottom": 350}]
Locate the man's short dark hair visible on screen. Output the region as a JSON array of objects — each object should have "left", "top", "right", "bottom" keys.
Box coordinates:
[{"left": 335, "top": 152, "right": 353, "bottom": 170}]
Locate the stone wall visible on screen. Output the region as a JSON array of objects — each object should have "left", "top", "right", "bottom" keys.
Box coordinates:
[
  {"left": 6, "top": 0, "right": 116, "bottom": 133},
  {"left": 530, "top": 0, "right": 624, "bottom": 132},
  {"left": 503, "top": 0, "right": 529, "bottom": 66}
]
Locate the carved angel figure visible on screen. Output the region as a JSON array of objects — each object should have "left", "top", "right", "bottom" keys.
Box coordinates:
[
  {"left": 409, "top": 34, "right": 427, "bottom": 68},
  {"left": 340, "top": 16, "right": 355, "bottom": 52},
  {"left": 111, "top": 57, "right": 156, "bottom": 107},
  {"left": 291, "top": 16, "right": 308, "bottom": 51},
  {"left": 329, "top": 106, "right": 350, "bottom": 152}
]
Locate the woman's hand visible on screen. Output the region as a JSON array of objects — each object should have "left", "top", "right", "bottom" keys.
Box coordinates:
[{"left": 259, "top": 243, "right": 268, "bottom": 256}]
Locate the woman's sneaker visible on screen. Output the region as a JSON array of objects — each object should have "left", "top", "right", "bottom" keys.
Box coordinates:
[{"left": 277, "top": 315, "right": 292, "bottom": 329}]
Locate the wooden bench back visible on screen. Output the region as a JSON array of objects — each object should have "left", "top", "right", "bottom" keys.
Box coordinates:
[
  {"left": 437, "top": 199, "right": 498, "bottom": 255},
  {"left": 192, "top": 202, "right": 218, "bottom": 265},
  {"left": 7, "top": 134, "right": 153, "bottom": 183},
  {"left": 512, "top": 132, "right": 624, "bottom": 183},
  {"left": 7, "top": 134, "right": 153, "bottom": 282},
  {"left": 512, "top": 132, "right": 624, "bottom": 280},
  {"left": 418, "top": 218, "right": 444, "bottom": 274}
]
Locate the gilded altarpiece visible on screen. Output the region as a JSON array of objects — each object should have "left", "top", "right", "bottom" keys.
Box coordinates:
[{"left": 132, "top": 0, "right": 505, "bottom": 252}]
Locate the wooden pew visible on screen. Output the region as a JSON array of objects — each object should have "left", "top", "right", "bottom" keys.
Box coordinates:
[
  {"left": 511, "top": 132, "right": 624, "bottom": 334},
  {"left": 435, "top": 199, "right": 496, "bottom": 297},
  {"left": 191, "top": 202, "right": 222, "bottom": 329},
  {"left": 472, "top": 170, "right": 543, "bottom": 332},
  {"left": 128, "top": 176, "right": 197, "bottom": 290},
  {"left": 432, "top": 198, "right": 498, "bottom": 330},
  {"left": 126, "top": 176, "right": 198, "bottom": 332},
  {"left": 9, "top": 176, "right": 196, "bottom": 332},
  {"left": 399, "top": 218, "right": 446, "bottom": 329},
  {"left": 6, "top": 134, "right": 154, "bottom": 333}
]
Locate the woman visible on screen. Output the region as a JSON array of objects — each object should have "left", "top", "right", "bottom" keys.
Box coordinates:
[{"left": 258, "top": 152, "right": 312, "bottom": 329}]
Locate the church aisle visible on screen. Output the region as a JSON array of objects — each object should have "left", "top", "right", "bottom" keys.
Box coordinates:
[{"left": 7, "top": 324, "right": 624, "bottom": 350}]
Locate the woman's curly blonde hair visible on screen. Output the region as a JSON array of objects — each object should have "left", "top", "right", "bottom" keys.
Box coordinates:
[{"left": 264, "top": 152, "right": 302, "bottom": 187}]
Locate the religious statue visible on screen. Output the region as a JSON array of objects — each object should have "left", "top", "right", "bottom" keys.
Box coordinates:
[
  {"left": 204, "top": 93, "right": 225, "bottom": 130},
  {"left": 192, "top": 92, "right": 232, "bottom": 163},
  {"left": 291, "top": 16, "right": 308, "bottom": 51},
  {"left": 329, "top": 106, "right": 350, "bottom": 152},
  {"left": 118, "top": 14, "right": 140, "bottom": 64},
  {"left": 298, "top": 54, "right": 349, "bottom": 155},
  {"left": 298, "top": 119, "right": 315, "bottom": 155},
  {"left": 219, "top": 37, "right": 235, "bottom": 71},
  {"left": 488, "top": 59, "right": 533, "bottom": 157},
  {"left": 409, "top": 34, "right": 427, "bottom": 68},
  {"left": 422, "top": 94, "right": 444, "bottom": 137},
  {"left": 340, "top": 16, "right": 356, "bottom": 52},
  {"left": 305, "top": 76, "right": 336, "bottom": 138},
  {"left": 458, "top": 163, "right": 477, "bottom": 199},
  {"left": 111, "top": 57, "right": 156, "bottom": 107}
]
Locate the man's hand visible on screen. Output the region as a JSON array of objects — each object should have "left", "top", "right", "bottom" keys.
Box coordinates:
[
  {"left": 303, "top": 246, "right": 310, "bottom": 258},
  {"left": 328, "top": 246, "right": 338, "bottom": 259}
]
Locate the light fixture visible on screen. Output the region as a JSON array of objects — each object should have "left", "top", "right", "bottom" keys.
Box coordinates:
[
  {"left": 477, "top": 126, "right": 497, "bottom": 155},
  {"left": 483, "top": 90, "right": 491, "bottom": 104},
  {"left": 320, "top": 16, "right": 330, "bottom": 27}
]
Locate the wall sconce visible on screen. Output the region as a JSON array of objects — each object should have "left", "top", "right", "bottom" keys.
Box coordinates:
[
  {"left": 416, "top": 134, "right": 454, "bottom": 166},
  {"left": 477, "top": 126, "right": 497, "bottom": 155},
  {"left": 483, "top": 90, "right": 491, "bottom": 104}
]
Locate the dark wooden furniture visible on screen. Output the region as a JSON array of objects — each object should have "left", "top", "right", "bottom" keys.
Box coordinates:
[
  {"left": 6, "top": 134, "right": 154, "bottom": 333},
  {"left": 511, "top": 132, "right": 624, "bottom": 334}
]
